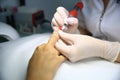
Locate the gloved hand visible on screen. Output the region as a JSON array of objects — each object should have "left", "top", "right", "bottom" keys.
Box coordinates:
[
  {"left": 51, "top": 7, "right": 79, "bottom": 33},
  {"left": 26, "top": 31, "right": 66, "bottom": 80},
  {"left": 55, "top": 30, "right": 120, "bottom": 62}
]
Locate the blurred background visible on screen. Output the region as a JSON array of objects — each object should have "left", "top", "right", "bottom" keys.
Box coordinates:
[{"left": 0, "top": 0, "right": 79, "bottom": 37}]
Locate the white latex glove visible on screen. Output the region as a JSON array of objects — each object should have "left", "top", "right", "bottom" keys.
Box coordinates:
[
  {"left": 51, "top": 7, "right": 79, "bottom": 33},
  {"left": 55, "top": 30, "right": 120, "bottom": 62}
]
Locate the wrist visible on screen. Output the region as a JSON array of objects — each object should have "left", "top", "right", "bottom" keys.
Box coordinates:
[
  {"left": 102, "top": 41, "right": 120, "bottom": 62},
  {"left": 116, "top": 52, "right": 120, "bottom": 62}
]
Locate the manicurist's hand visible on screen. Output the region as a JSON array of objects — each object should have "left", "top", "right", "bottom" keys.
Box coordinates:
[
  {"left": 51, "top": 7, "right": 79, "bottom": 33},
  {"left": 55, "top": 30, "right": 120, "bottom": 62},
  {"left": 26, "top": 31, "right": 66, "bottom": 80}
]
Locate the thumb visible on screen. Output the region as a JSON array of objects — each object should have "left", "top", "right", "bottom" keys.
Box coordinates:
[{"left": 58, "top": 30, "right": 75, "bottom": 44}]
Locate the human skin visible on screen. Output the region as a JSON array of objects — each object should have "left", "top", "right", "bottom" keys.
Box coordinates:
[{"left": 26, "top": 31, "right": 66, "bottom": 80}]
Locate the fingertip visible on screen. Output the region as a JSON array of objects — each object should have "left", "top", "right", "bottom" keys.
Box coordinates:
[{"left": 57, "top": 6, "right": 65, "bottom": 11}]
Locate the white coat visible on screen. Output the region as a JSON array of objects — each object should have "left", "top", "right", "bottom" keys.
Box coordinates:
[{"left": 79, "top": 0, "right": 120, "bottom": 41}]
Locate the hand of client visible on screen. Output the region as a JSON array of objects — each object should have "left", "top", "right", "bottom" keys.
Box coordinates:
[{"left": 26, "top": 31, "right": 66, "bottom": 80}]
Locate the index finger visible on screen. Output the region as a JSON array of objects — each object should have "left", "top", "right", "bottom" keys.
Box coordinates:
[
  {"left": 57, "top": 7, "right": 69, "bottom": 19},
  {"left": 47, "top": 31, "right": 59, "bottom": 46}
]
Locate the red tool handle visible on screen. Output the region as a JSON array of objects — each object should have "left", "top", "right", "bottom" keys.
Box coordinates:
[
  {"left": 69, "top": 2, "right": 83, "bottom": 18},
  {"left": 59, "top": 2, "right": 83, "bottom": 30}
]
